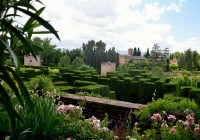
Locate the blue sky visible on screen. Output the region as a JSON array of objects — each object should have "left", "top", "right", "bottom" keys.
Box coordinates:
[
  {"left": 34, "top": 0, "right": 200, "bottom": 54},
  {"left": 159, "top": 0, "right": 200, "bottom": 40}
]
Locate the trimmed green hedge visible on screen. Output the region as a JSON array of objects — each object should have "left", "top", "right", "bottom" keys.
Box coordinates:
[
  {"left": 57, "top": 86, "right": 77, "bottom": 94},
  {"left": 92, "top": 75, "right": 105, "bottom": 82},
  {"left": 62, "top": 73, "right": 75, "bottom": 85},
  {"left": 129, "top": 69, "right": 146, "bottom": 77},
  {"left": 78, "top": 84, "right": 114, "bottom": 98},
  {"left": 189, "top": 88, "right": 200, "bottom": 106},
  {"left": 53, "top": 81, "right": 68, "bottom": 86},
  {"left": 97, "top": 78, "right": 109, "bottom": 85},
  {"left": 155, "top": 81, "right": 165, "bottom": 100},
  {"left": 181, "top": 86, "right": 193, "bottom": 97},
  {"left": 82, "top": 77, "right": 92, "bottom": 81},
  {"left": 59, "top": 68, "right": 71, "bottom": 73},
  {"left": 130, "top": 81, "right": 139, "bottom": 103},
  {"left": 108, "top": 77, "right": 120, "bottom": 96},
  {"left": 74, "top": 80, "right": 97, "bottom": 88}
]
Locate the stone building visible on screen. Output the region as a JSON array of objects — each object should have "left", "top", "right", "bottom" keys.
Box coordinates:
[
  {"left": 24, "top": 54, "right": 41, "bottom": 66},
  {"left": 101, "top": 62, "right": 116, "bottom": 75},
  {"left": 119, "top": 48, "right": 146, "bottom": 64}
]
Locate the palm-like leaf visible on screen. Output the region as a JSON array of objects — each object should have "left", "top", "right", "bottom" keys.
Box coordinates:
[{"left": 0, "top": 0, "right": 60, "bottom": 138}]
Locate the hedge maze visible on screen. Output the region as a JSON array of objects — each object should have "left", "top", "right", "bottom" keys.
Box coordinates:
[{"left": 19, "top": 66, "right": 200, "bottom": 105}]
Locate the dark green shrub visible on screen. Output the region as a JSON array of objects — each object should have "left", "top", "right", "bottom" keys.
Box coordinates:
[
  {"left": 155, "top": 81, "right": 165, "bottom": 100},
  {"left": 74, "top": 80, "right": 97, "bottom": 88},
  {"left": 59, "top": 68, "right": 71, "bottom": 73},
  {"left": 97, "top": 78, "right": 109, "bottom": 85},
  {"left": 109, "top": 91, "right": 116, "bottom": 99},
  {"left": 140, "top": 73, "right": 151, "bottom": 78},
  {"left": 129, "top": 69, "right": 146, "bottom": 77},
  {"left": 181, "top": 86, "right": 192, "bottom": 97},
  {"left": 92, "top": 75, "right": 105, "bottom": 82},
  {"left": 50, "top": 74, "right": 60, "bottom": 82},
  {"left": 189, "top": 88, "right": 200, "bottom": 106},
  {"left": 145, "top": 82, "right": 155, "bottom": 103},
  {"left": 53, "top": 81, "right": 68, "bottom": 86},
  {"left": 197, "top": 81, "right": 200, "bottom": 88},
  {"left": 134, "top": 75, "right": 143, "bottom": 81},
  {"left": 62, "top": 73, "right": 75, "bottom": 85},
  {"left": 57, "top": 86, "right": 77, "bottom": 94},
  {"left": 79, "top": 85, "right": 110, "bottom": 98},
  {"left": 129, "top": 81, "right": 139, "bottom": 103},
  {"left": 108, "top": 77, "right": 119, "bottom": 91},
  {"left": 151, "top": 76, "right": 159, "bottom": 82},
  {"left": 70, "top": 70, "right": 87, "bottom": 76},
  {"left": 82, "top": 77, "right": 92, "bottom": 81},
  {"left": 115, "top": 80, "right": 126, "bottom": 100}
]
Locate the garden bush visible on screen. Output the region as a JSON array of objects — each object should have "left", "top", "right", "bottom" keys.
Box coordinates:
[
  {"left": 62, "top": 73, "right": 75, "bottom": 85},
  {"left": 15, "top": 96, "right": 63, "bottom": 140},
  {"left": 129, "top": 69, "right": 146, "bottom": 77},
  {"left": 133, "top": 98, "right": 200, "bottom": 140},
  {"left": 74, "top": 80, "right": 97, "bottom": 88},
  {"left": 78, "top": 85, "right": 112, "bottom": 98},
  {"left": 28, "top": 75, "right": 56, "bottom": 96},
  {"left": 189, "top": 88, "right": 200, "bottom": 106},
  {"left": 130, "top": 81, "right": 139, "bottom": 103}
]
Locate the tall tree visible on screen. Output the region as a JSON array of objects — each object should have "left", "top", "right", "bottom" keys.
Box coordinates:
[
  {"left": 144, "top": 48, "right": 150, "bottom": 58},
  {"left": 58, "top": 54, "right": 71, "bottom": 68},
  {"left": 39, "top": 38, "right": 56, "bottom": 66},
  {"left": 137, "top": 47, "right": 141, "bottom": 56},
  {"left": 192, "top": 51, "right": 199, "bottom": 70},
  {"left": 133, "top": 47, "right": 137, "bottom": 56},
  {"left": 185, "top": 49, "right": 193, "bottom": 70},
  {"left": 177, "top": 53, "right": 185, "bottom": 69},
  {"left": 72, "top": 56, "right": 84, "bottom": 70}
]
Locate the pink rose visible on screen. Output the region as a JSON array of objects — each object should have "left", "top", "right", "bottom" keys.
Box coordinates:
[
  {"left": 151, "top": 113, "right": 162, "bottom": 121},
  {"left": 167, "top": 115, "right": 176, "bottom": 121},
  {"left": 169, "top": 127, "right": 176, "bottom": 134}
]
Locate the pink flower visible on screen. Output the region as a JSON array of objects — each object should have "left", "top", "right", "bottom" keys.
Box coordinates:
[
  {"left": 151, "top": 113, "right": 162, "bottom": 121},
  {"left": 186, "top": 114, "right": 195, "bottom": 125},
  {"left": 194, "top": 125, "right": 200, "bottom": 133},
  {"left": 67, "top": 104, "right": 75, "bottom": 109},
  {"left": 169, "top": 127, "right": 176, "bottom": 134},
  {"left": 182, "top": 121, "right": 189, "bottom": 126},
  {"left": 167, "top": 115, "right": 176, "bottom": 121},
  {"left": 66, "top": 138, "right": 71, "bottom": 140},
  {"left": 57, "top": 105, "right": 68, "bottom": 114}
]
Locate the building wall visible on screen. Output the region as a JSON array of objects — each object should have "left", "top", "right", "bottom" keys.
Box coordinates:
[
  {"left": 119, "top": 55, "right": 126, "bottom": 64},
  {"left": 128, "top": 48, "right": 133, "bottom": 56},
  {"left": 24, "top": 55, "right": 41, "bottom": 66},
  {"left": 101, "top": 62, "right": 116, "bottom": 75}
]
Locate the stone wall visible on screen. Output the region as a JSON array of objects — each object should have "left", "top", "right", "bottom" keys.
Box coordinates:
[
  {"left": 101, "top": 62, "right": 116, "bottom": 75},
  {"left": 24, "top": 54, "right": 41, "bottom": 66},
  {"left": 60, "top": 94, "right": 146, "bottom": 120}
]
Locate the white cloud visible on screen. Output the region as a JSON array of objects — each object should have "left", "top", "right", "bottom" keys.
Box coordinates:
[
  {"left": 143, "top": 3, "right": 165, "bottom": 21},
  {"left": 167, "top": 0, "right": 186, "bottom": 12},
  {"left": 31, "top": 0, "right": 200, "bottom": 55}
]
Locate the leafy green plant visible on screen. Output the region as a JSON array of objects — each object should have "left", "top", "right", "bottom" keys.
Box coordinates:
[
  {"left": 136, "top": 98, "right": 199, "bottom": 126},
  {"left": 0, "top": 0, "right": 60, "bottom": 138},
  {"left": 28, "top": 75, "right": 56, "bottom": 96},
  {"left": 57, "top": 104, "right": 115, "bottom": 140},
  {"left": 14, "top": 95, "right": 63, "bottom": 140}
]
